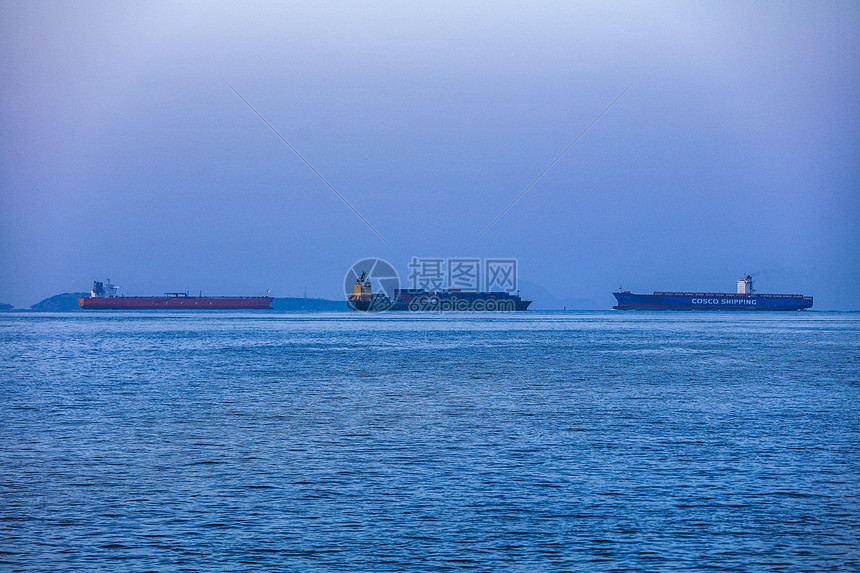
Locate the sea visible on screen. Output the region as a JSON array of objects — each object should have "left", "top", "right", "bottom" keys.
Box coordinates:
[{"left": 1, "top": 310, "right": 858, "bottom": 571}]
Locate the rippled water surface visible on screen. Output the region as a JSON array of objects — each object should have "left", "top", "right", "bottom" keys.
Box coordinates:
[{"left": 1, "top": 311, "right": 858, "bottom": 571}]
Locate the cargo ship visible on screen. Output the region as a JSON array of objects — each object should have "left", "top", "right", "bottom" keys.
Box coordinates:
[
  {"left": 613, "top": 275, "right": 812, "bottom": 311},
  {"left": 78, "top": 279, "right": 273, "bottom": 310},
  {"left": 348, "top": 272, "right": 531, "bottom": 311}
]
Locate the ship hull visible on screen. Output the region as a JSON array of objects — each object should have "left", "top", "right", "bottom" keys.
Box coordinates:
[
  {"left": 350, "top": 291, "right": 531, "bottom": 311},
  {"left": 612, "top": 292, "right": 812, "bottom": 311},
  {"left": 79, "top": 297, "right": 273, "bottom": 310},
  {"left": 388, "top": 299, "right": 532, "bottom": 311}
]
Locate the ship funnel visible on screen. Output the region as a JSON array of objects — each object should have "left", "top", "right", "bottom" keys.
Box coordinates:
[{"left": 737, "top": 274, "right": 754, "bottom": 295}]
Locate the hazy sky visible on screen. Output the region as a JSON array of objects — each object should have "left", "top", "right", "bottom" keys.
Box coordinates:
[{"left": 2, "top": 1, "right": 858, "bottom": 309}]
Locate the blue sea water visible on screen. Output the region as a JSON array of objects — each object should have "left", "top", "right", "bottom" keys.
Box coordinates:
[{"left": 1, "top": 311, "right": 858, "bottom": 571}]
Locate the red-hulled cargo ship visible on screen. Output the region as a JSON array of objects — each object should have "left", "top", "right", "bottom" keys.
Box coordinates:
[{"left": 78, "top": 279, "right": 273, "bottom": 310}]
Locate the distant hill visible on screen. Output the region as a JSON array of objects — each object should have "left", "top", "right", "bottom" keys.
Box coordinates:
[
  {"left": 0, "top": 303, "right": 13, "bottom": 311},
  {"left": 272, "top": 297, "right": 348, "bottom": 311},
  {"left": 31, "top": 293, "right": 88, "bottom": 311}
]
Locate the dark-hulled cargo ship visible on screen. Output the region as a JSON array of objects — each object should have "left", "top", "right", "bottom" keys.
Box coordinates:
[
  {"left": 613, "top": 275, "right": 812, "bottom": 311},
  {"left": 348, "top": 272, "right": 531, "bottom": 311},
  {"left": 78, "top": 279, "right": 273, "bottom": 310}
]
